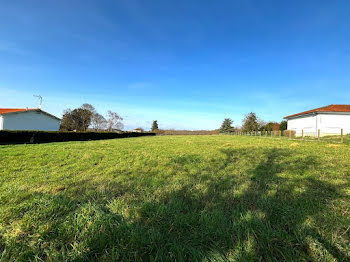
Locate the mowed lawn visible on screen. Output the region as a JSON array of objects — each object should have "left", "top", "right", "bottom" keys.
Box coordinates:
[{"left": 0, "top": 136, "right": 349, "bottom": 261}]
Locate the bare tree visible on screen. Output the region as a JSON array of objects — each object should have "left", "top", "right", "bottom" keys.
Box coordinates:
[
  {"left": 106, "top": 111, "right": 123, "bottom": 131},
  {"left": 91, "top": 113, "right": 107, "bottom": 131}
]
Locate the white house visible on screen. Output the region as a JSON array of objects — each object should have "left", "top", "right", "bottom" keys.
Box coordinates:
[
  {"left": 0, "top": 108, "right": 61, "bottom": 131},
  {"left": 132, "top": 128, "right": 144, "bottom": 133},
  {"left": 284, "top": 104, "right": 350, "bottom": 137}
]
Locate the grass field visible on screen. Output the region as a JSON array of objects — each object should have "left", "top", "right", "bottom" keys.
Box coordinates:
[{"left": 0, "top": 135, "right": 349, "bottom": 261}]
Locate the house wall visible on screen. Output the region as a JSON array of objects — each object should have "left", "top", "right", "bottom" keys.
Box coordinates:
[
  {"left": 287, "top": 115, "right": 317, "bottom": 136},
  {"left": 287, "top": 113, "right": 350, "bottom": 136},
  {"left": 317, "top": 113, "right": 350, "bottom": 136},
  {"left": 0, "top": 115, "right": 3, "bottom": 130},
  {"left": 1, "top": 111, "right": 60, "bottom": 131}
]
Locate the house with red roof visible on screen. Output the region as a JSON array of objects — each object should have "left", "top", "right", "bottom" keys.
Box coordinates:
[
  {"left": 284, "top": 105, "right": 350, "bottom": 137},
  {"left": 0, "top": 108, "right": 61, "bottom": 131}
]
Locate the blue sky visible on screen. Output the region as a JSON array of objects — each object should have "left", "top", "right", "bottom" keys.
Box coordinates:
[{"left": 1, "top": 0, "right": 350, "bottom": 130}]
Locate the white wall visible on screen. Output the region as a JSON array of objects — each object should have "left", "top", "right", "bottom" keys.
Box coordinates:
[
  {"left": 0, "top": 115, "right": 3, "bottom": 130},
  {"left": 317, "top": 113, "right": 350, "bottom": 135},
  {"left": 1, "top": 111, "right": 60, "bottom": 131},
  {"left": 287, "top": 114, "right": 317, "bottom": 136},
  {"left": 287, "top": 113, "right": 350, "bottom": 136}
]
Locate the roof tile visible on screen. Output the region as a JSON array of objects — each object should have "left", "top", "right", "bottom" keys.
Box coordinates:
[
  {"left": 0, "top": 108, "right": 36, "bottom": 114},
  {"left": 284, "top": 104, "right": 350, "bottom": 119}
]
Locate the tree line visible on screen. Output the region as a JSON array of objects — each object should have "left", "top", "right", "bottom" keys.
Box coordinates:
[
  {"left": 60, "top": 107, "right": 285, "bottom": 134},
  {"left": 150, "top": 114, "right": 287, "bottom": 134},
  {"left": 219, "top": 112, "right": 287, "bottom": 133},
  {"left": 60, "top": 104, "right": 123, "bottom": 132}
]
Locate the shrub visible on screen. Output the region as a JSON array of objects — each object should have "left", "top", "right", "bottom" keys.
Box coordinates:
[{"left": 0, "top": 130, "right": 155, "bottom": 144}]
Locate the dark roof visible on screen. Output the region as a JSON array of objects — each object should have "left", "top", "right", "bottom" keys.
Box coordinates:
[
  {"left": 0, "top": 108, "right": 61, "bottom": 120},
  {"left": 284, "top": 104, "right": 350, "bottom": 119}
]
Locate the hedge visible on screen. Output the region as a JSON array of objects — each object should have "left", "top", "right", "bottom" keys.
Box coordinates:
[{"left": 0, "top": 130, "right": 156, "bottom": 144}]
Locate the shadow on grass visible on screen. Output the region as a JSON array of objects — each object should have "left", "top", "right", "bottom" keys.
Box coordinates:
[{"left": 1, "top": 148, "right": 349, "bottom": 261}]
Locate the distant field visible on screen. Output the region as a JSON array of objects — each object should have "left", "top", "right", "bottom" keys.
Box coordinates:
[{"left": 0, "top": 136, "right": 349, "bottom": 261}]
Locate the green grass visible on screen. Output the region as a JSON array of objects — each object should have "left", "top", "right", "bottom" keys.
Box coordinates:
[
  {"left": 291, "top": 134, "right": 350, "bottom": 145},
  {"left": 0, "top": 135, "right": 349, "bottom": 261}
]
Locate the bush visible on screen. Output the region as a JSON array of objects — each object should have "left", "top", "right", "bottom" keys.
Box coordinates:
[{"left": 0, "top": 130, "right": 156, "bottom": 144}]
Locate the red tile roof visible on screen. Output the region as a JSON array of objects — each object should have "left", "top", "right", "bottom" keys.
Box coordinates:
[
  {"left": 0, "top": 108, "right": 61, "bottom": 120},
  {"left": 284, "top": 104, "right": 350, "bottom": 119},
  {"left": 0, "top": 108, "right": 36, "bottom": 114}
]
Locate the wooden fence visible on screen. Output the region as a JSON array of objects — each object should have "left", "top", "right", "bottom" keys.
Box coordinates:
[{"left": 230, "top": 129, "right": 345, "bottom": 144}]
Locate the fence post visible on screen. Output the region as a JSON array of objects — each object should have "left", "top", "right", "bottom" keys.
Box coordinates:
[
  {"left": 302, "top": 129, "right": 304, "bottom": 140},
  {"left": 318, "top": 129, "right": 320, "bottom": 141},
  {"left": 289, "top": 130, "right": 292, "bottom": 139},
  {"left": 341, "top": 129, "right": 344, "bottom": 143},
  {"left": 279, "top": 130, "right": 282, "bottom": 138}
]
